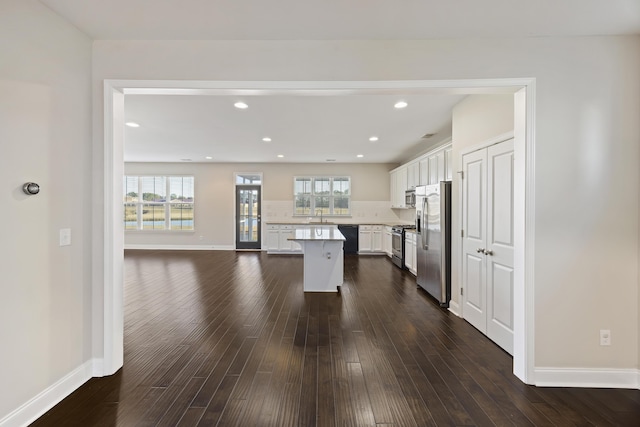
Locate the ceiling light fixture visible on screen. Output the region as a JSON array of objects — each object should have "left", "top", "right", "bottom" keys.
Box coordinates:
[
  {"left": 357, "top": 154, "right": 364, "bottom": 158},
  {"left": 205, "top": 156, "right": 213, "bottom": 160},
  {"left": 234, "top": 102, "right": 248, "bottom": 109},
  {"left": 369, "top": 136, "right": 379, "bottom": 142},
  {"left": 125, "top": 122, "right": 140, "bottom": 128},
  {"left": 394, "top": 101, "right": 408, "bottom": 109},
  {"left": 262, "top": 137, "right": 272, "bottom": 142},
  {"left": 277, "top": 154, "right": 284, "bottom": 158}
]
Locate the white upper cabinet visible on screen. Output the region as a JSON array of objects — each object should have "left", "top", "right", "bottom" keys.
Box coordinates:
[
  {"left": 390, "top": 142, "right": 452, "bottom": 208},
  {"left": 407, "top": 161, "right": 420, "bottom": 189},
  {"left": 445, "top": 147, "right": 453, "bottom": 180},
  {"left": 419, "top": 158, "right": 428, "bottom": 186},
  {"left": 390, "top": 165, "right": 408, "bottom": 208}
]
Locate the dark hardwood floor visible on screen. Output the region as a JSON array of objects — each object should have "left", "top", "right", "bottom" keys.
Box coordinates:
[{"left": 32, "top": 250, "right": 640, "bottom": 426}]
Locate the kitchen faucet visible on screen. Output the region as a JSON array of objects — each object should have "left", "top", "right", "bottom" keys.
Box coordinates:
[{"left": 316, "top": 208, "right": 324, "bottom": 223}]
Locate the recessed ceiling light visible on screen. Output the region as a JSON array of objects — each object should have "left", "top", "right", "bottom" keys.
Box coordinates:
[
  {"left": 180, "top": 159, "right": 192, "bottom": 162},
  {"left": 125, "top": 122, "right": 140, "bottom": 128},
  {"left": 357, "top": 154, "right": 364, "bottom": 158},
  {"left": 234, "top": 102, "right": 248, "bottom": 109},
  {"left": 205, "top": 156, "right": 213, "bottom": 160},
  {"left": 369, "top": 136, "right": 379, "bottom": 142},
  {"left": 262, "top": 137, "right": 272, "bottom": 142},
  {"left": 394, "top": 101, "right": 408, "bottom": 109},
  {"left": 277, "top": 154, "right": 284, "bottom": 158},
  {"left": 326, "top": 159, "right": 336, "bottom": 162}
]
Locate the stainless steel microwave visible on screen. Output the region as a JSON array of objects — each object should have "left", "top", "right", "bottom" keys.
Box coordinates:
[{"left": 405, "top": 189, "right": 416, "bottom": 207}]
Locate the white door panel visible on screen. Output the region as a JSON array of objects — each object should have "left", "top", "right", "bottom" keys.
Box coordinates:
[
  {"left": 462, "top": 149, "right": 487, "bottom": 334},
  {"left": 462, "top": 138, "right": 514, "bottom": 355}
]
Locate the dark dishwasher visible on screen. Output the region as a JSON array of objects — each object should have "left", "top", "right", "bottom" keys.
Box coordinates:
[{"left": 337, "top": 225, "right": 359, "bottom": 254}]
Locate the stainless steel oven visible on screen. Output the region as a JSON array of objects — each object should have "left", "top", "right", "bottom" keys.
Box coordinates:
[
  {"left": 391, "top": 226, "right": 404, "bottom": 268},
  {"left": 392, "top": 225, "right": 417, "bottom": 269}
]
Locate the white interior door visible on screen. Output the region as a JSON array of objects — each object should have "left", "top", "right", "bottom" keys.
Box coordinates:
[
  {"left": 486, "top": 140, "right": 515, "bottom": 354},
  {"left": 462, "top": 149, "right": 487, "bottom": 333},
  {"left": 462, "top": 138, "right": 515, "bottom": 355}
]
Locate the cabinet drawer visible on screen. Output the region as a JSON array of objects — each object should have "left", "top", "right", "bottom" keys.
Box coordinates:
[
  {"left": 266, "top": 224, "right": 280, "bottom": 230},
  {"left": 280, "top": 225, "right": 294, "bottom": 230},
  {"left": 359, "top": 225, "right": 372, "bottom": 231}
]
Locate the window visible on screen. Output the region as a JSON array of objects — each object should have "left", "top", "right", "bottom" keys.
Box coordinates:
[
  {"left": 124, "top": 176, "right": 194, "bottom": 231},
  {"left": 294, "top": 176, "right": 350, "bottom": 216}
]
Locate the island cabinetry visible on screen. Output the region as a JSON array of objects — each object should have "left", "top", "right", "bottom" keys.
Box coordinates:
[
  {"left": 267, "top": 224, "right": 336, "bottom": 253},
  {"left": 359, "top": 225, "right": 384, "bottom": 253},
  {"left": 288, "top": 227, "right": 345, "bottom": 292}
]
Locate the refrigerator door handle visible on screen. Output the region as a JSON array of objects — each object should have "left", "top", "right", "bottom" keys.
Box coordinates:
[{"left": 421, "top": 198, "right": 428, "bottom": 249}]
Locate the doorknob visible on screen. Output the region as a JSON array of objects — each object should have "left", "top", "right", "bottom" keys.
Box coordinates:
[
  {"left": 476, "top": 248, "right": 485, "bottom": 253},
  {"left": 483, "top": 249, "right": 494, "bottom": 256}
]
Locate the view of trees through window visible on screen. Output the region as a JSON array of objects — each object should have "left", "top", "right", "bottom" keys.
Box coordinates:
[
  {"left": 124, "top": 176, "right": 194, "bottom": 230},
  {"left": 294, "top": 176, "right": 350, "bottom": 216}
]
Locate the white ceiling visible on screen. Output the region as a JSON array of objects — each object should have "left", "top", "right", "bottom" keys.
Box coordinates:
[
  {"left": 40, "top": 0, "right": 640, "bottom": 40},
  {"left": 39, "top": 0, "right": 640, "bottom": 164},
  {"left": 124, "top": 93, "right": 465, "bottom": 163}
]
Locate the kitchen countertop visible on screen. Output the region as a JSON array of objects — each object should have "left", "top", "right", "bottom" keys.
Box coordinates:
[
  {"left": 288, "top": 227, "right": 346, "bottom": 241},
  {"left": 266, "top": 220, "right": 413, "bottom": 226}
]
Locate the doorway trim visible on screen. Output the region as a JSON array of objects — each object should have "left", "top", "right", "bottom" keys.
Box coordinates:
[{"left": 99, "top": 78, "right": 536, "bottom": 384}]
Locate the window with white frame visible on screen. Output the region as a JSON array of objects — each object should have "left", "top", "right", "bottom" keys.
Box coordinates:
[
  {"left": 124, "top": 176, "right": 194, "bottom": 231},
  {"left": 294, "top": 176, "right": 350, "bottom": 216}
]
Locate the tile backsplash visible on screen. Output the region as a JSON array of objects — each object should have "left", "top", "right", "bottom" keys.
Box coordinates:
[{"left": 263, "top": 200, "right": 415, "bottom": 224}]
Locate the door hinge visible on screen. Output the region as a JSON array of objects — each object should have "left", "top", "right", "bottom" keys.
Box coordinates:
[
  {"left": 460, "top": 288, "right": 464, "bottom": 296},
  {"left": 457, "top": 171, "right": 464, "bottom": 179},
  {"left": 461, "top": 229, "right": 464, "bottom": 238}
]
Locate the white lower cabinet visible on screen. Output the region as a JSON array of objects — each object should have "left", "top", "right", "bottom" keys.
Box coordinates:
[
  {"left": 404, "top": 231, "right": 417, "bottom": 275},
  {"left": 265, "top": 224, "right": 303, "bottom": 253},
  {"left": 359, "top": 225, "right": 384, "bottom": 253},
  {"left": 383, "top": 226, "right": 392, "bottom": 257}
]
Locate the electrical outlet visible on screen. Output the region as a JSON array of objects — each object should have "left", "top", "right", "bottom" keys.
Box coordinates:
[
  {"left": 199, "top": 235, "right": 204, "bottom": 241},
  {"left": 59, "top": 228, "right": 71, "bottom": 246},
  {"left": 600, "top": 329, "right": 611, "bottom": 346}
]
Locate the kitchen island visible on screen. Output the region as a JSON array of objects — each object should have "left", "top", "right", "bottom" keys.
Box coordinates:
[{"left": 288, "top": 226, "right": 346, "bottom": 292}]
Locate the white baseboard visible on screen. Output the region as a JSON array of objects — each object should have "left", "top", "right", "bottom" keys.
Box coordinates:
[
  {"left": 448, "top": 300, "right": 461, "bottom": 317},
  {"left": 535, "top": 367, "right": 640, "bottom": 389},
  {"left": 0, "top": 359, "right": 94, "bottom": 427},
  {"left": 124, "top": 244, "right": 235, "bottom": 251}
]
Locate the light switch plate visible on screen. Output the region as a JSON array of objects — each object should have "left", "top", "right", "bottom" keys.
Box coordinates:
[{"left": 59, "top": 228, "right": 71, "bottom": 246}]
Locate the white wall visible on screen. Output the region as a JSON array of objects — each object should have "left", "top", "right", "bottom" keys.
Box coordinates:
[
  {"left": 93, "top": 36, "right": 640, "bottom": 376},
  {"left": 450, "top": 95, "right": 515, "bottom": 307},
  {"left": 0, "top": 0, "right": 92, "bottom": 423},
  {"left": 124, "top": 162, "right": 399, "bottom": 248}
]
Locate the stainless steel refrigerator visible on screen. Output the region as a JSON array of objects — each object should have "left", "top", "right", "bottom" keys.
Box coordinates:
[{"left": 415, "top": 182, "right": 452, "bottom": 307}]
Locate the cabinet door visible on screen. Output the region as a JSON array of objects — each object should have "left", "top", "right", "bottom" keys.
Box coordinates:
[
  {"left": 372, "top": 226, "right": 383, "bottom": 252},
  {"left": 359, "top": 226, "right": 372, "bottom": 251},
  {"left": 384, "top": 229, "right": 392, "bottom": 256},
  {"left": 410, "top": 237, "right": 417, "bottom": 275},
  {"left": 397, "top": 167, "right": 408, "bottom": 207},
  {"left": 428, "top": 155, "right": 438, "bottom": 185},
  {"left": 389, "top": 171, "right": 397, "bottom": 208},
  {"left": 436, "top": 150, "right": 446, "bottom": 182},
  {"left": 444, "top": 147, "right": 453, "bottom": 180},
  {"left": 266, "top": 229, "right": 280, "bottom": 251},
  {"left": 404, "top": 236, "right": 412, "bottom": 271},
  {"left": 419, "top": 158, "right": 428, "bottom": 186},
  {"left": 279, "top": 225, "right": 293, "bottom": 251},
  {"left": 408, "top": 162, "right": 420, "bottom": 189}
]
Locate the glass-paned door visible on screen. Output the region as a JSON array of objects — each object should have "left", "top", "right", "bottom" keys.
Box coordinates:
[{"left": 236, "top": 185, "right": 261, "bottom": 249}]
